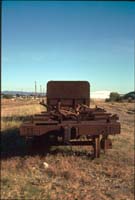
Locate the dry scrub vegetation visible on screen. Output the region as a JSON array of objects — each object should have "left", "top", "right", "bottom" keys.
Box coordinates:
[{"left": 1, "top": 99, "right": 134, "bottom": 200}]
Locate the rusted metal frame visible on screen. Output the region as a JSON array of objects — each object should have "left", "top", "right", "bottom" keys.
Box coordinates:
[
  {"left": 94, "top": 116, "right": 110, "bottom": 120},
  {"left": 33, "top": 117, "right": 50, "bottom": 121},
  {"left": 47, "top": 98, "right": 90, "bottom": 108},
  {"left": 59, "top": 109, "right": 78, "bottom": 117},
  {"left": 35, "top": 113, "right": 50, "bottom": 116},
  {"left": 19, "top": 81, "right": 121, "bottom": 160},
  {"left": 91, "top": 111, "right": 109, "bottom": 115},
  {"left": 102, "top": 122, "right": 110, "bottom": 154},
  {"left": 20, "top": 120, "right": 120, "bottom": 137},
  {"left": 41, "top": 111, "right": 48, "bottom": 114},
  {"left": 93, "top": 135, "right": 100, "bottom": 158}
]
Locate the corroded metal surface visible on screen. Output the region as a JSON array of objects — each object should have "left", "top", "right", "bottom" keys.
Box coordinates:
[
  {"left": 20, "top": 81, "right": 121, "bottom": 158},
  {"left": 47, "top": 81, "right": 90, "bottom": 107}
]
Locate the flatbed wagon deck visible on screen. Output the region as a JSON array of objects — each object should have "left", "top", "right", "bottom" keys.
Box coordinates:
[{"left": 20, "top": 81, "right": 120, "bottom": 158}]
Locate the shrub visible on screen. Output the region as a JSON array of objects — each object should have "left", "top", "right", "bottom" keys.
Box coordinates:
[
  {"left": 3, "top": 94, "right": 13, "bottom": 99},
  {"left": 108, "top": 92, "right": 121, "bottom": 102},
  {"left": 105, "top": 98, "right": 110, "bottom": 102}
]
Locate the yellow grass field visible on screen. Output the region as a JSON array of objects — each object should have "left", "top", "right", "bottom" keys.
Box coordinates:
[{"left": 1, "top": 99, "right": 134, "bottom": 200}]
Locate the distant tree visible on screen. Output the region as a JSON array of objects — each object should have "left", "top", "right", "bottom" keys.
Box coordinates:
[
  {"left": 105, "top": 98, "right": 110, "bottom": 102},
  {"left": 109, "top": 92, "right": 121, "bottom": 102},
  {"left": 3, "top": 94, "right": 13, "bottom": 99},
  {"left": 123, "top": 91, "right": 135, "bottom": 100},
  {"left": 16, "top": 93, "right": 20, "bottom": 97}
]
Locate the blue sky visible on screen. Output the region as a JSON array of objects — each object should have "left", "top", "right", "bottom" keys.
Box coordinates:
[{"left": 2, "top": 1, "right": 135, "bottom": 93}]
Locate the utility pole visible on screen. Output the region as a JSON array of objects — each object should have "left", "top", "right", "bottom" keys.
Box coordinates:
[
  {"left": 40, "top": 85, "right": 42, "bottom": 99},
  {"left": 21, "top": 88, "right": 23, "bottom": 96},
  {"left": 35, "top": 81, "right": 37, "bottom": 99},
  {"left": 43, "top": 88, "right": 45, "bottom": 97},
  {"left": 41, "top": 86, "right": 43, "bottom": 97}
]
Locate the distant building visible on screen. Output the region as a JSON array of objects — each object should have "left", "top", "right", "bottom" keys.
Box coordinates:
[{"left": 91, "top": 91, "right": 111, "bottom": 99}]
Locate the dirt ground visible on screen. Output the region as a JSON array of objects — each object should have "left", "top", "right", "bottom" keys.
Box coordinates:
[{"left": 1, "top": 99, "right": 134, "bottom": 200}]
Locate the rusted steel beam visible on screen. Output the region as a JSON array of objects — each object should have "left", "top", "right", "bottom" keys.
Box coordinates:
[
  {"left": 34, "top": 121, "right": 59, "bottom": 125},
  {"left": 92, "top": 112, "right": 111, "bottom": 115},
  {"left": 59, "top": 109, "right": 78, "bottom": 117},
  {"left": 34, "top": 113, "right": 50, "bottom": 116},
  {"left": 94, "top": 116, "right": 110, "bottom": 120},
  {"left": 93, "top": 136, "right": 100, "bottom": 158},
  {"left": 33, "top": 116, "right": 50, "bottom": 121}
]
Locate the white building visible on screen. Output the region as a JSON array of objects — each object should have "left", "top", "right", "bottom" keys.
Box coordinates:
[{"left": 91, "top": 91, "right": 111, "bottom": 99}]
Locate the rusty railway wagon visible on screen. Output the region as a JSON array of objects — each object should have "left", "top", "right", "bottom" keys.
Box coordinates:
[{"left": 20, "top": 81, "right": 121, "bottom": 158}]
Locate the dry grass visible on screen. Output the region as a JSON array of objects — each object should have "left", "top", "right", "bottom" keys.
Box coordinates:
[
  {"left": 1, "top": 99, "right": 44, "bottom": 131},
  {"left": 1, "top": 99, "right": 134, "bottom": 200}
]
